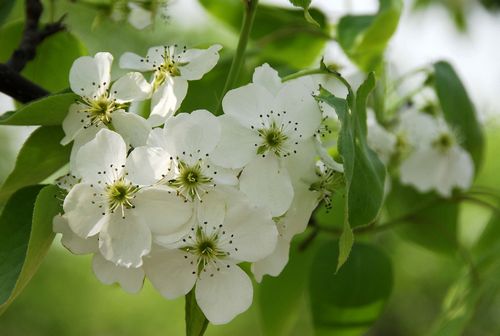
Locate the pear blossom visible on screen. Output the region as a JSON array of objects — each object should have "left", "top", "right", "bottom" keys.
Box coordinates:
[
  {"left": 120, "top": 44, "right": 222, "bottom": 126},
  {"left": 211, "top": 64, "right": 322, "bottom": 216},
  {"left": 62, "top": 52, "right": 151, "bottom": 146},
  {"left": 252, "top": 183, "right": 319, "bottom": 281},
  {"left": 53, "top": 214, "right": 145, "bottom": 293},
  {"left": 144, "top": 188, "right": 278, "bottom": 324},
  {"left": 136, "top": 109, "right": 238, "bottom": 201},
  {"left": 63, "top": 129, "right": 193, "bottom": 267},
  {"left": 399, "top": 117, "right": 474, "bottom": 197},
  {"left": 367, "top": 110, "right": 397, "bottom": 164}
]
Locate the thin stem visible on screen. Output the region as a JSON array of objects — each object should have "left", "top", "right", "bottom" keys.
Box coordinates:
[
  {"left": 281, "top": 67, "right": 354, "bottom": 97},
  {"left": 216, "top": 0, "right": 259, "bottom": 115}
]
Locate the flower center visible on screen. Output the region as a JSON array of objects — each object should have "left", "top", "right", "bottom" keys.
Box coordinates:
[
  {"left": 433, "top": 133, "right": 454, "bottom": 151},
  {"left": 81, "top": 94, "right": 122, "bottom": 126},
  {"left": 168, "top": 160, "right": 213, "bottom": 200},
  {"left": 183, "top": 227, "right": 228, "bottom": 274},
  {"left": 310, "top": 165, "right": 345, "bottom": 210},
  {"left": 152, "top": 46, "right": 188, "bottom": 90},
  {"left": 257, "top": 121, "right": 289, "bottom": 157},
  {"left": 105, "top": 178, "right": 139, "bottom": 216}
]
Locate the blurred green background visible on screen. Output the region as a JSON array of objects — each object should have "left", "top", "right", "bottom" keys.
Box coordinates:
[{"left": 1, "top": 0, "right": 500, "bottom": 335}]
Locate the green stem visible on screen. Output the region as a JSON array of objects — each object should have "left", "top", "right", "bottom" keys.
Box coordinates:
[
  {"left": 281, "top": 67, "right": 354, "bottom": 97},
  {"left": 185, "top": 289, "right": 208, "bottom": 336},
  {"left": 216, "top": 0, "right": 259, "bottom": 115}
]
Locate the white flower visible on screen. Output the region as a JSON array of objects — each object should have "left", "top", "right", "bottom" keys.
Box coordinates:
[
  {"left": 127, "top": 2, "right": 153, "bottom": 30},
  {"left": 144, "top": 188, "right": 278, "bottom": 324},
  {"left": 399, "top": 116, "right": 474, "bottom": 197},
  {"left": 367, "top": 110, "right": 396, "bottom": 164},
  {"left": 211, "top": 64, "right": 322, "bottom": 216},
  {"left": 137, "top": 109, "right": 238, "bottom": 201},
  {"left": 62, "top": 52, "right": 151, "bottom": 146},
  {"left": 120, "top": 44, "right": 222, "bottom": 126},
  {"left": 252, "top": 183, "right": 318, "bottom": 282},
  {"left": 53, "top": 214, "right": 145, "bottom": 293},
  {"left": 63, "top": 129, "right": 193, "bottom": 267}
]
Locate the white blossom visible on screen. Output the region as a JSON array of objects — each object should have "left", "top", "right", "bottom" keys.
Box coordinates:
[{"left": 120, "top": 45, "right": 222, "bottom": 126}]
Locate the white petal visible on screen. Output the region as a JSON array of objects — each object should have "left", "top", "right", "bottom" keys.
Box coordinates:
[
  {"left": 179, "top": 44, "right": 222, "bottom": 80},
  {"left": 196, "top": 263, "right": 253, "bottom": 325},
  {"left": 127, "top": 2, "right": 152, "bottom": 30},
  {"left": 53, "top": 214, "right": 98, "bottom": 254},
  {"left": 281, "top": 183, "right": 318, "bottom": 239},
  {"left": 252, "top": 63, "right": 282, "bottom": 96},
  {"left": 63, "top": 183, "right": 108, "bottom": 238},
  {"left": 92, "top": 254, "right": 145, "bottom": 293},
  {"left": 275, "top": 78, "right": 322, "bottom": 140},
  {"left": 70, "top": 52, "right": 112, "bottom": 98},
  {"left": 251, "top": 238, "right": 290, "bottom": 282},
  {"left": 119, "top": 52, "right": 156, "bottom": 72},
  {"left": 61, "top": 103, "right": 85, "bottom": 145},
  {"left": 367, "top": 111, "right": 396, "bottom": 164},
  {"left": 126, "top": 146, "right": 171, "bottom": 185},
  {"left": 400, "top": 148, "right": 441, "bottom": 194},
  {"left": 221, "top": 188, "right": 278, "bottom": 262},
  {"left": 110, "top": 72, "right": 151, "bottom": 103},
  {"left": 111, "top": 110, "right": 151, "bottom": 148},
  {"left": 99, "top": 211, "right": 152, "bottom": 268},
  {"left": 149, "top": 76, "right": 188, "bottom": 127},
  {"left": 144, "top": 247, "right": 197, "bottom": 299},
  {"left": 196, "top": 188, "right": 227, "bottom": 226},
  {"left": 222, "top": 83, "right": 275, "bottom": 129},
  {"left": 210, "top": 115, "right": 259, "bottom": 169},
  {"left": 133, "top": 186, "right": 193, "bottom": 237},
  {"left": 69, "top": 125, "right": 103, "bottom": 175},
  {"left": 75, "top": 129, "right": 127, "bottom": 184},
  {"left": 285, "top": 138, "right": 319, "bottom": 184},
  {"left": 163, "top": 109, "right": 221, "bottom": 162},
  {"left": 397, "top": 109, "right": 439, "bottom": 148},
  {"left": 240, "top": 155, "right": 294, "bottom": 217},
  {"left": 435, "top": 146, "right": 474, "bottom": 197}
]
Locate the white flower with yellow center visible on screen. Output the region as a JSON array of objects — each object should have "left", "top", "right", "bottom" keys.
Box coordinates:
[
  {"left": 119, "top": 44, "right": 222, "bottom": 126},
  {"left": 211, "top": 64, "right": 322, "bottom": 216},
  {"left": 398, "top": 113, "right": 474, "bottom": 197},
  {"left": 143, "top": 188, "right": 278, "bottom": 324},
  {"left": 63, "top": 129, "right": 193, "bottom": 268},
  {"left": 62, "top": 52, "right": 151, "bottom": 146}
]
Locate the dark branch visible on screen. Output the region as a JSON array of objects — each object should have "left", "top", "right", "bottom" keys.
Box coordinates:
[
  {"left": 0, "top": 0, "right": 65, "bottom": 103},
  {"left": 6, "top": 0, "right": 66, "bottom": 72},
  {"left": 0, "top": 64, "right": 49, "bottom": 103}
]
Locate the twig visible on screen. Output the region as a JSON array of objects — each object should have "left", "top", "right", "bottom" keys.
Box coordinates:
[{"left": 0, "top": 64, "right": 49, "bottom": 103}]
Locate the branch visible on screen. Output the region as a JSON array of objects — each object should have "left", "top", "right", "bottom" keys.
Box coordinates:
[
  {"left": 0, "top": 0, "right": 65, "bottom": 103},
  {"left": 0, "top": 64, "right": 49, "bottom": 103},
  {"left": 7, "top": 0, "right": 66, "bottom": 72}
]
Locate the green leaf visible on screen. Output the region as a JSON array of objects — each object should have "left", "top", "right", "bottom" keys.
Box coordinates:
[
  {"left": 199, "top": 0, "right": 329, "bottom": 69},
  {"left": 337, "top": 0, "right": 403, "bottom": 72},
  {"left": 0, "top": 21, "right": 87, "bottom": 92},
  {"left": 258, "top": 239, "right": 319, "bottom": 336},
  {"left": 0, "top": 93, "right": 77, "bottom": 126},
  {"left": 309, "top": 242, "right": 393, "bottom": 336},
  {"left": 0, "top": 0, "right": 16, "bottom": 27},
  {"left": 385, "top": 180, "right": 458, "bottom": 254},
  {"left": 0, "top": 126, "right": 71, "bottom": 204},
  {"left": 433, "top": 61, "right": 484, "bottom": 170},
  {"left": 185, "top": 289, "right": 208, "bottom": 336},
  {"left": 0, "top": 184, "right": 61, "bottom": 315}
]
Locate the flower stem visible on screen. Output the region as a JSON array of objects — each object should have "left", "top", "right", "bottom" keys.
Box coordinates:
[
  {"left": 281, "top": 67, "right": 354, "bottom": 97},
  {"left": 216, "top": 0, "right": 259, "bottom": 115}
]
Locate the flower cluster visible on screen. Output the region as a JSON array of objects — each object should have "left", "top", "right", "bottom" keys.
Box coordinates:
[{"left": 54, "top": 46, "right": 325, "bottom": 324}]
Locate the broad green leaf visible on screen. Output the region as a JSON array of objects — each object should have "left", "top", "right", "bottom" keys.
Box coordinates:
[
  {"left": 0, "top": 184, "right": 61, "bottom": 314},
  {"left": 0, "top": 0, "right": 16, "bottom": 27},
  {"left": 0, "top": 126, "right": 71, "bottom": 204},
  {"left": 0, "top": 93, "right": 77, "bottom": 126},
  {"left": 309, "top": 242, "right": 393, "bottom": 336},
  {"left": 433, "top": 61, "right": 484, "bottom": 170},
  {"left": 385, "top": 180, "right": 458, "bottom": 254},
  {"left": 337, "top": 0, "right": 403, "bottom": 72},
  {"left": 0, "top": 21, "right": 86, "bottom": 92},
  {"left": 199, "top": 0, "right": 329, "bottom": 69},
  {"left": 258, "top": 239, "right": 319, "bottom": 336},
  {"left": 185, "top": 289, "right": 208, "bottom": 336}
]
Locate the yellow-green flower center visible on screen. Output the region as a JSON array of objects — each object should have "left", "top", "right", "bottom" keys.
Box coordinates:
[
  {"left": 257, "top": 121, "right": 289, "bottom": 156},
  {"left": 183, "top": 226, "right": 228, "bottom": 274},
  {"left": 168, "top": 160, "right": 213, "bottom": 200},
  {"left": 105, "top": 178, "right": 139, "bottom": 215}
]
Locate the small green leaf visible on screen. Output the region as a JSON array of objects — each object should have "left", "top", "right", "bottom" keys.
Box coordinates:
[
  {"left": 0, "top": 93, "right": 77, "bottom": 126},
  {"left": 433, "top": 61, "right": 484, "bottom": 170},
  {"left": 0, "top": 184, "right": 61, "bottom": 314},
  {"left": 337, "top": 0, "right": 403, "bottom": 72},
  {"left": 337, "top": 220, "right": 354, "bottom": 272},
  {"left": 185, "top": 289, "right": 208, "bottom": 336},
  {"left": 0, "top": 0, "right": 16, "bottom": 27},
  {"left": 289, "top": 0, "right": 320, "bottom": 27},
  {"left": 0, "top": 126, "right": 71, "bottom": 204},
  {"left": 309, "top": 242, "right": 393, "bottom": 335}
]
